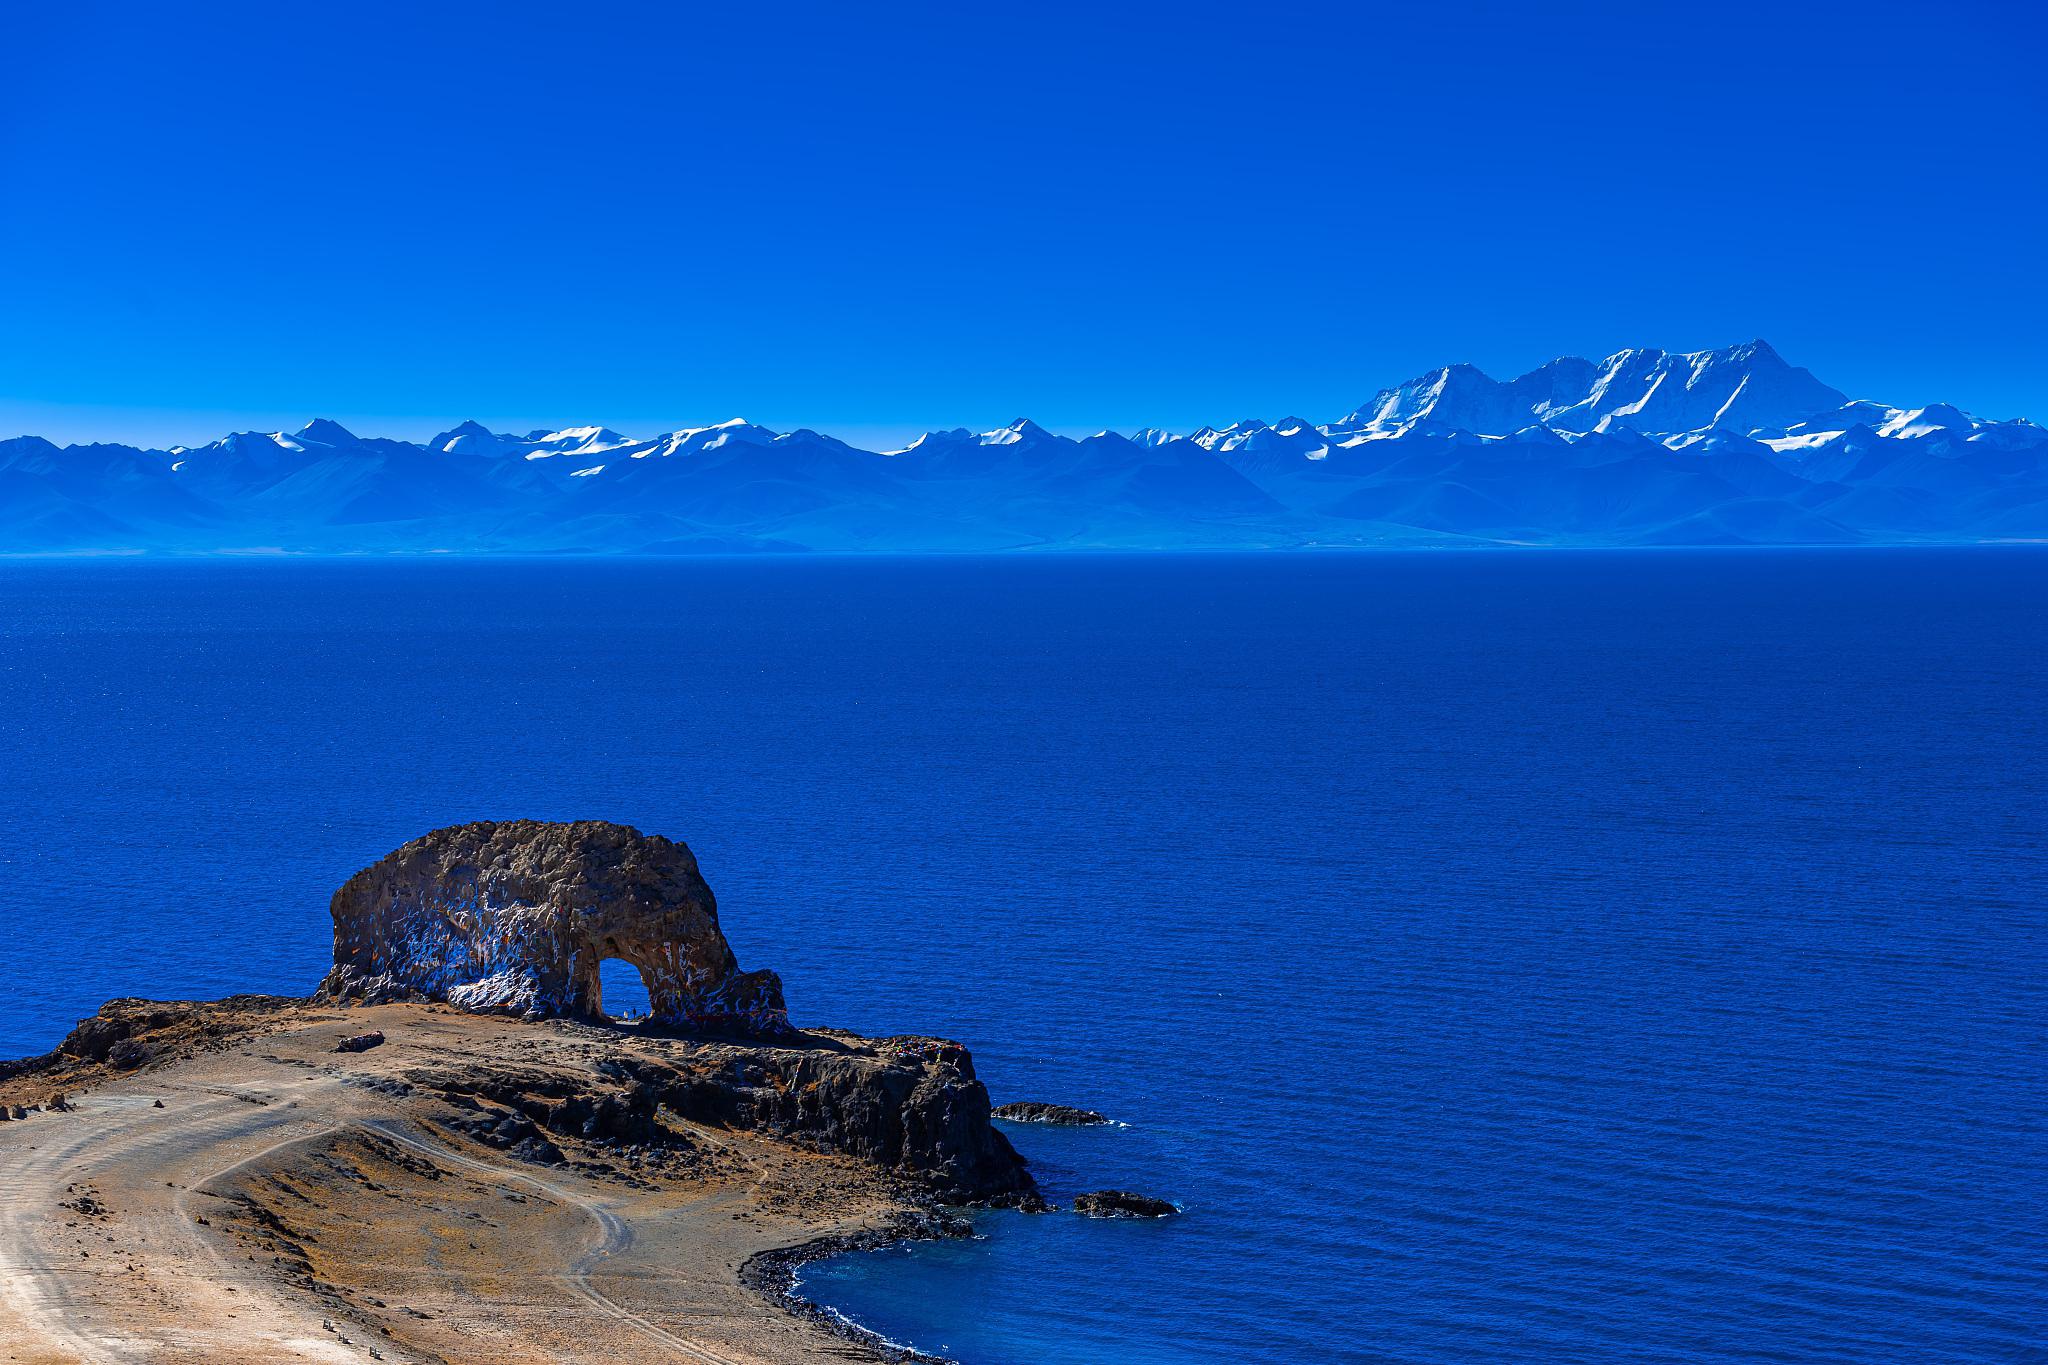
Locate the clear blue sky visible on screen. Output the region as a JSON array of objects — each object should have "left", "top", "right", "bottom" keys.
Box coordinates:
[{"left": 3, "top": 0, "right": 2042, "bottom": 448}]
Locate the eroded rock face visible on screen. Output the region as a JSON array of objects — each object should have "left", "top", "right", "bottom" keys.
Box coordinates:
[
  {"left": 662, "top": 1034, "right": 1041, "bottom": 1204},
  {"left": 414, "top": 1030, "right": 1041, "bottom": 1205},
  {"left": 316, "top": 821, "right": 787, "bottom": 1034}
]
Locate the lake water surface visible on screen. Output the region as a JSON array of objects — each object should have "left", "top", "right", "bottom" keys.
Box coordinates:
[{"left": 2, "top": 551, "right": 2044, "bottom": 1362}]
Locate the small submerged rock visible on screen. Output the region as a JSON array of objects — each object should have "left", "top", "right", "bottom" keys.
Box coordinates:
[
  {"left": 1072, "top": 1190, "right": 1176, "bottom": 1219},
  {"left": 992, "top": 1101, "right": 1110, "bottom": 1126}
]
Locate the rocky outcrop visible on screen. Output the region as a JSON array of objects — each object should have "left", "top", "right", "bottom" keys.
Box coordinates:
[
  {"left": 1072, "top": 1190, "right": 1177, "bottom": 1218},
  {"left": 48, "top": 995, "right": 300, "bottom": 1074},
  {"left": 411, "top": 1029, "right": 1041, "bottom": 1206},
  {"left": 660, "top": 1033, "right": 1041, "bottom": 1205},
  {"left": 992, "top": 1100, "right": 1110, "bottom": 1126},
  {"left": 316, "top": 821, "right": 787, "bottom": 1034}
]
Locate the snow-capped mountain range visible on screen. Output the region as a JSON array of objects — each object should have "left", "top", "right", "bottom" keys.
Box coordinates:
[{"left": 5, "top": 341, "right": 2044, "bottom": 552}]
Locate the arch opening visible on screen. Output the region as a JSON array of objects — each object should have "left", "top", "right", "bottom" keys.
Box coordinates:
[{"left": 597, "top": 956, "right": 653, "bottom": 1023}]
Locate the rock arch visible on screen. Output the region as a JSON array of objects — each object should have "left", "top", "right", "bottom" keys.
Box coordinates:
[{"left": 316, "top": 820, "right": 788, "bottom": 1034}]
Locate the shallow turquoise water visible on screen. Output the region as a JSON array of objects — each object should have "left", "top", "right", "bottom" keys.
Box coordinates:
[{"left": 2, "top": 551, "right": 2044, "bottom": 1362}]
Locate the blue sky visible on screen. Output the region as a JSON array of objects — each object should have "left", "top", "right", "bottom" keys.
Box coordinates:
[{"left": 3, "top": 0, "right": 2042, "bottom": 448}]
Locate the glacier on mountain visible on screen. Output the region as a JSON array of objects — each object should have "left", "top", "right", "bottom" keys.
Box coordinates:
[{"left": 3, "top": 341, "right": 2044, "bottom": 553}]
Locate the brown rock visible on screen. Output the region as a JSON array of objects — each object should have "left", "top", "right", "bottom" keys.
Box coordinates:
[{"left": 315, "top": 821, "right": 787, "bottom": 1034}]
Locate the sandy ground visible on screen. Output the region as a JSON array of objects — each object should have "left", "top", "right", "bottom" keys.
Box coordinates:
[{"left": 0, "top": 1004, "right": 914, "bottom": 1365}]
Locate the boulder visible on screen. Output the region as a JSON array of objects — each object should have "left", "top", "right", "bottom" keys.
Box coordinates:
[
  {"left": 316, "top": 821, "right": 787, "bottom": 1034},
  {"left": 335, "top": 1031, "right": 385, "bottom": 1054},
  {"left": 1072, "top": 1190, "right": 1176, "bottom": 1219}
]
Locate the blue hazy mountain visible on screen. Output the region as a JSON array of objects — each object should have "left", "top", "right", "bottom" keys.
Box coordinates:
[{"left": 5, "top": 341, "right": 2044, "bottom": 552}]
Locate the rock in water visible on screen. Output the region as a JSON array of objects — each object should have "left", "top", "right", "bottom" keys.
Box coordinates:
[
  {"left": 1072, "top": 1190, "right": 1177, "bottom": 1218},
  {"left": 316, "top": 821, "right": 788, "bottom": 1034},
  {"left": 992, "top": 1100, "right": 1111, "bottom": 1126}
]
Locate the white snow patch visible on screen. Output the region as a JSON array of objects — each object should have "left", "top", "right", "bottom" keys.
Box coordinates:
[{"left": 1761, "top": 431, "right": 1848, "bottom": 452}]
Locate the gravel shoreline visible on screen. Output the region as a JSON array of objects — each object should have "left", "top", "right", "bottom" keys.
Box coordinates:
[{"left": 742, "top": 1210, "right": 975, "bottom": 1365}]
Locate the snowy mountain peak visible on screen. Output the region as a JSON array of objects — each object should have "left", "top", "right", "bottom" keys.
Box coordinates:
[
  {"left": 980, "top": 419, "right": 1049, "bottom": 446},
  {"left": 427, "top": 420, "right": 522, "bottom": 455},
  {"left": 200, "top": 429, "right": 305, "bottom": 456},
  {"left": 1189, "top": 422, "right": 1263, "bottom": 451},
  {"left": 1329, "top": 340, "right": 1850, "bottom": 442},
  {"left": 546, "top": 425, "right": 634, "bottom": 448},
  {"left": 1331, "top": 361, "right": 1523, "bottom": 438},
  {"left": 297, "top": 418, "right": 359, "bottom": 444},
  {"left": 1876, "top": 404, "right": 1973, "bottom": 439}
]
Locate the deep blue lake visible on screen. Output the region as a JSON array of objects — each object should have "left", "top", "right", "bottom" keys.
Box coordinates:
[{"left": 2, "top": 551, "right": 2044, "bottom": 1363}]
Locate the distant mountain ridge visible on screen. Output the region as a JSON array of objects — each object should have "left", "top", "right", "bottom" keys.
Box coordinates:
[
  {"left": 1328, "top": 341, "right": 1849, "bottom": 438},
  {"left": 4, "top": 341, "right": 2044, "bottom": 552}
]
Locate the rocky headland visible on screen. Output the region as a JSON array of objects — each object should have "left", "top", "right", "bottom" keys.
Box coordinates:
[{"left": 0, "top": 821, "right": 1052, "bottom": 1364}]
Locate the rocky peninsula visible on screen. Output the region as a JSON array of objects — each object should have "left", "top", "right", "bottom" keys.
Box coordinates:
[{"left": 0, "top": 821, "right": 1044, "bottom": 1364}]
